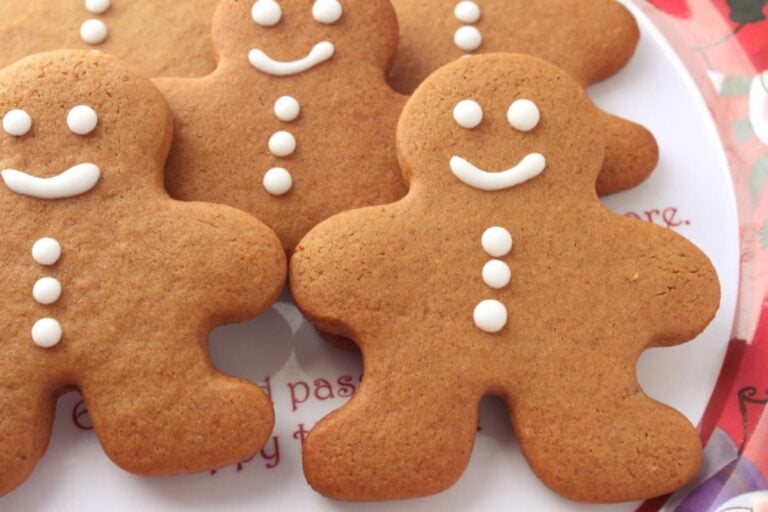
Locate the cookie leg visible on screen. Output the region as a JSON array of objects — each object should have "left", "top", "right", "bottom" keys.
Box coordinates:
[
  {"left": 304, "top": 363, "right": 479, "bottom": 500},
  {"left": 0, "top": 378, "right": 54, "bottom": 496},
  {"left": 511, "top": 382, "right": 701, "bottom": 502},
  {"left": 597, "top": 112, "right": 659, "bottom": 195},
  {"left": 81, "top": 351, "right": 274, "bottom": 475}
]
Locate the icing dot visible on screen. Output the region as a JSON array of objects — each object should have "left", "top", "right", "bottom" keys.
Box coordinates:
[
  {"left": 263, "top": 167, "right": 293, "bottom": 196},
  {"left": 80, "top": 19, "right": 108, "bottom": 45},
  {"left": 482, "top": 227, "right": 512, "bottom": 257},
  {"left": 252, "top": 0, "right": 282, "bottom": 27},
  {"left": 482, "top": 260, "right": 511, "bottom": 289},
  {"left": 32, "top": 238, "right": 62, "bottom": 266},
  {"left": 274, "top": 96, "right": 301, "bottom": 122},
  {"left": 453, "top": 100, "right": 483, "bottom": 129},
  {"left": 507, "top": 99, "right": 541, "bottom": 132},
  {"left": 454, "top": 1, "right": 481, "bottom": 23},
  {"left": 33, "top": 277, "right": 62, "bottom": 305},
  {"left": 269, "top": 131, "right": 297, "bottom": 157},
  {"left": 32, "top": 318, "right": 63, "bottom": 348},
  {"left": 313, "top": 0, "right": 343, "bottom": 24},
  {"left": 473, "top": 300, "right": 507, "bottom": 333},
  {"left": 84, "top": 0, "right": 111, "bottom": 14},
  {"left": 67, "top": 105, "right": 98, "bottom": 135},
  {"left": 454, "top": 26, "right": 482, "bottom": 52},
  {"left": 3, "top": 109, "right": 32, "bottom": 136}
]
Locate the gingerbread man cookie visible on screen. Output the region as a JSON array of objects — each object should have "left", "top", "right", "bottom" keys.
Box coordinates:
[
  {"left": 0, "top": 0, "right": 218, "bottom": 77},
  {"left": 389, "top": 0, "right": 659, "bottom": 195},
  {"left": 0, "top": 50, "right": 286, "bottom": 496},
  {"left": 291, "top": 54, "right": 721, "bottom": 502},
  {"left": 156, "top": 0, "right": 407, "bottom": 252}
]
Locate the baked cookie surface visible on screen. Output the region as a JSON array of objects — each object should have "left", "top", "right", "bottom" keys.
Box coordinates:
[
  {"left": 157, "top": 0, "right": 407, "bottom": 252},
  {"left": 291, "top": 54, "right": 721, "bottom": 502},
  {"left": 390, "top": 0, "right": 659, "bottom": 195},
  {"left": 0, "top": 50, "right": 286, "bottom": 496},
  {"left": 0, "top": 0, "right": 218, "bottom": 77}
]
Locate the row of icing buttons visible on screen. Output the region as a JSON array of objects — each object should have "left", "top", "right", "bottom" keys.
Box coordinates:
[
  {"left": 81, "top": 0, "right": 110, "bottom": 46},
  {"left": 474, "top": 227, "right": 511, "bottom": 333},
  {"left": 31, "top": 238, "right": 64, "bottom": 348},
  {"left": 263, "top": 96, "right": 300, "bottom": 196},
  {"left": 454, "top": 1, "right": 482, "bottom": 53},
  {"left": 28, "top": 229, "right": 510, "bottom": 345}
]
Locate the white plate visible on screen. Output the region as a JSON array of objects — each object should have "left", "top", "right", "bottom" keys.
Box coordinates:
[{"left": 4, "top": 2, "right": 740, "bottom": 510}]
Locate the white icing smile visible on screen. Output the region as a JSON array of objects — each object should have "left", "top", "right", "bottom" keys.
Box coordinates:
[
  {"left": 1, "top": 163, "right": 101, "bottom": 199},
  {"left": 450, "top": 154, "right": 546, "bottom": 191},
  {"left": 249, "top": 41, "right": 335, "bottom": 76}
]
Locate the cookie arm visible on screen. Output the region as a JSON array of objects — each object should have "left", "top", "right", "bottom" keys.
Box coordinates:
[
  {"left": 596, "top": 111, "right": 659, "bottom": 195},
  {"left": 174, "top": 201, "right": 287, "bottom": 324},
  {"left": 618, "top": 217, "right": 721, "bottom": 347},
  {"left": 290, "top": 208, "right": 390, "bottom": 339}
]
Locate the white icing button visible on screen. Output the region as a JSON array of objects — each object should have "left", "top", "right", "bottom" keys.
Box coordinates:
[
  {"left": 454, "top": 26, "right": 482, "bottom": 52},
  {"left": 482, "top": 227, "right": 513, "bottom": 257},
  {"left": 482, "top": 260, "right": 511, "bottom": 289},
  {"left": 32, "top": 318, "right": 63, "bottom": 348},
  {"left": 313, "top": 0, "right": 343, "bottom": 24},
  {"left": 84, "top": 0, "right": 111, "bottom": 14},
  {"left": 252, "top": 0, "right": 282, "bottom": 27},
  {"left": 263, "top": 167, "right": 293, "bottom": 196},
  {"left": 269, "top": 131, "right": 296, "bottom": 157},
  {"left": 453, "top": 99, "right": 483, "bottom": 129},
  {"left": 3, "top": 109, "right": 32, "bottom": 136},
  {"left": 508, "top": 99, "right": 541, "bottom": 132},
  {"left": 473, "top": 300, "right": 508, "bottom": 333},
  {"left": 454, "top": 1, "right": 481, "bottom": 23},
  {"left": 274, "top": 96, "right": 301, "bottom": 122},
  {"left": 67, "top": 105, "right": 98, "bottom": 135},
  {"left": 32, "top": 238, "right": 62, "bottom": 266},
  {"left": 80, "top": 19, "right": 109, "bottom": 45},
  {"left": 33, "top": 277, "right": 62, "bottom": 305}
]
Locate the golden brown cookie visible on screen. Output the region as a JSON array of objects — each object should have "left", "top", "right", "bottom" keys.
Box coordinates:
[
  {"left": 0, "top": 0, "right": 218, "bottom": 77},
  {"left": 390, "top": 0, "right": 658, "bottom": 194},
  {"left": 290, "top": 54, "right": 721, "bottom": 502},
  {"left": 156, "top": 0, "right": 407, "bottom": 252},
  {"left": 0, "top": 50, "right": 286, "bottom": 496}
]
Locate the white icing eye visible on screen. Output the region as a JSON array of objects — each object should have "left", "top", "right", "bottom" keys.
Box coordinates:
[
  {"left": 454, "top": 1, "right": 481, "bottom": 23},
  {"left": 84, "top": 0, "right": 111, "bottom": 14},
  {"left": 507, "top": 99, "right": 540, "bottom": 132},
  {"left": 67, "top": 105, "right": 98, "bottom": 135},
  {"left": 252, "top": 0, "right": 282, "bottom": 27},
  {"left": 3, "top": 109, "right": 32, "bottom": 136},
  {"left": 313, "top": 0, "right": 343, "bottom": 24},
  {"left": 453, "top": 99, "right": 483, "bottom": 129}
]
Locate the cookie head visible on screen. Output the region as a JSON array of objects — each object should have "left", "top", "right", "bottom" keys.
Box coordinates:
[
  {"left": 397, "top": 54, "right": 605, "bottom": 197},
  {"left": 213, "top": 0, "right": 398, "bottom": 75},
  {"left": 0, "top": 51, "right": 172, "bottom": 201}
]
